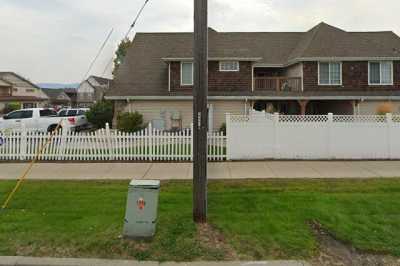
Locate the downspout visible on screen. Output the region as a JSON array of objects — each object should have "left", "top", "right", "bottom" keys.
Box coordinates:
[{"left": 168, "top": 62, "right": 171, "bottom": 92}]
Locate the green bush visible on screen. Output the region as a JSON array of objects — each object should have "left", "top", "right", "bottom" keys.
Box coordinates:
[
  {"left": 117, "top": 112, "right": 144, "bottom": 133},
  {"left": 3, "top": 102, "right": 21, "bottom": 114},
  {"left": 86, "top": 101, "right": 113, "bottom": 129}
]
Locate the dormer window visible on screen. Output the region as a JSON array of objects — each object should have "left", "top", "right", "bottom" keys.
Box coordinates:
[{"left": 219, "top": 61, "right": 240, "bottom": 72}]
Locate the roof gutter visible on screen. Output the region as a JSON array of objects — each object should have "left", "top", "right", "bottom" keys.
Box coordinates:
[
  {"left": 286, "top": 56, "right": 400, "bottom": 66},
  {"left": 162, "top": 57, "right": 263, "bottom": 62},
  {"left": 105, "top": 95, "right": 400, "bottom": 101}
]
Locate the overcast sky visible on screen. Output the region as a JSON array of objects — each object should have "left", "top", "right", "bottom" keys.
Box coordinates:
[{"left": 0, "top": 0, "right": 399, "bottom": 84}]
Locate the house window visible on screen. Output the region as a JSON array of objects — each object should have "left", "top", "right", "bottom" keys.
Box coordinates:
[
  {"left": 22, "top": 103, "right": 37, "bottom": 109},
  {"left": 369, "top": 61, "right": 393, "bottom": 85},
  {"left": 318, "top": 62, "right": 342, "bottom": 85},
  {"left": 219, "top": 61, "right": 239, "bottom": 72},
  {"left": 181, "top": 62, "right": 193, "bottom": 86}
]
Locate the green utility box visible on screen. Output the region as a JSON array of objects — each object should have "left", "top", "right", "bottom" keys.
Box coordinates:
[{"left": 123, "top": 180, "right": 160, "bottom": 239}]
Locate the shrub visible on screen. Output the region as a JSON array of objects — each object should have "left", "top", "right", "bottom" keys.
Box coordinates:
[
  {"left": 86, "top": 101, "right": 113, "bottom": 129},
  {"left": 2, "top": 102, "right": 21, "bottom": 114},
  {"left": 376, "top": 102, "right": 394, "bottom": 115},
  {"left": 117, "top": 112, "right": 144, "bottom": 133},
  {"left": 219, "top": 123, "right": 226, "bottom": 135}
]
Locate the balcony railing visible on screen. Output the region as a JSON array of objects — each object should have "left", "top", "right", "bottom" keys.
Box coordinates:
[{"left": 254, "top": 77, "right": 302, "bottom": 92}]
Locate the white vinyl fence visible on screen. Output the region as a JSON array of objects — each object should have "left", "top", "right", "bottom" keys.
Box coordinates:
[
  {"left": 227, "top": 112, "right": 400, "bottom": 160},
  {"left": 0, "top": 124, "right": 226, "bottom": 161}
]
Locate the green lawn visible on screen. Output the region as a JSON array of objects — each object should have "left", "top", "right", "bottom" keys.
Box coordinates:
[{"left": 0, "top": 179, "right": 399, "bottom": 261}]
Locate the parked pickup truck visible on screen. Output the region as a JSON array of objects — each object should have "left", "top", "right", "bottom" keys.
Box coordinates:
[
  {"left": 57, "top": 108, "right": 90, "bottom": 131},
  {"left": 0, "top": 108, "right": 77, "bottom": 132}
]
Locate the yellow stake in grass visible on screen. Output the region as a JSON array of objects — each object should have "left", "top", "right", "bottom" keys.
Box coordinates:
[{"left": 1, "top": 121, "right": 64, "bottom": 210}]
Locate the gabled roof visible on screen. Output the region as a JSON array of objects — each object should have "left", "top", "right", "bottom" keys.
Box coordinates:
[
  {"left": 42, "top": 88, "right": 71, "bottom": 102},
  {"left": 0, "top": 78, "right": 11, "bottom": 87},
  {"left": 0, "top": 72, "right": 42, "bottom": 90},
  {"left": 0, "top": 72, "right": 49, "bottom": 100},
  {"left": 108, "top": 22, "right": 400, "bottom": 98},
  {"left": 88, "top": 76, "right": 111, "bottom": 87},
  {"left": 288, "top": 22, "right": 400, "bottom": 61}
]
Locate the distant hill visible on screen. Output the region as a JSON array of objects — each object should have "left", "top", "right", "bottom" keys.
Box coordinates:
[{"left": 37, "top": 83, "right": 80, "bottom": 89}]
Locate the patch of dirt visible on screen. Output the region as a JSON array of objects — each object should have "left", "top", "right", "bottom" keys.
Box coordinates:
[
  {"left": 310, "top": 221, "right": 400, "bottom": 266},
  {"left": 197, "top": 223, "right": 238, "bottom": 260}
]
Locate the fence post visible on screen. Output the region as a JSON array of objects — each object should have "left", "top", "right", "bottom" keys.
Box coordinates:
[
  {"left": 20, "top": 123, "right": 27, "bottom": 160},
  {"left": 386, "top": 113, "right": 393, "bottom": 159},
  {"left": 148, "top": 123, "right": 153, "bottom": 161},
  {"left": 273, "top": 112, "right": 279, "bottom": 158},
  {"left": 225, "top": 113, "right": 231, "bottom": 160},
  {"left": 327, "top": 113, "right": 333, "bottom": 159},
  {"left": 58, "top": 127, "right": 67, "bottom": 160},
  {"left": 105, "top": 123, "right": 113, "bottom": 160}
]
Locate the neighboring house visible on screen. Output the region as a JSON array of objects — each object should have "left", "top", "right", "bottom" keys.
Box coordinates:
[
  {"left": 64, "top": 88, "right": 78, "bottom": 107},
  {"left": 77, "top": 75, "right": 111, "bottom": 107},
  {"left": 42, "top": 88, "right": 72, "bottom": 107},
  {"left": 0, "top": 72, "right": 48, "bottom": 113},
  {"left": 105, "top": 23, "right": 400, "bottom": 131}
]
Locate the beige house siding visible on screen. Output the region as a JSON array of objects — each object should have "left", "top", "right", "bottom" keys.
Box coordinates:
[
  {"left": 115, "top": 100, "right": 247, "bottom": 130},
  {"left": 0, "top": 102, "right": 5, "bottom": 113},
  {"left": 358, "top": 100, "right": 400, "bottom": 115}
]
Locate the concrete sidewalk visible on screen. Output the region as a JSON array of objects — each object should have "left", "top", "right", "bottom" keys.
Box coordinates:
[
  {"left": 0, "top": 256, "right": 309, "bottom": 266},
  {"left": 0, "top": 161, "right": 400, "bottom": 180}
]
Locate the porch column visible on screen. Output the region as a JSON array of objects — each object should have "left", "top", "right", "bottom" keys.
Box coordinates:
[
  {"left": 298, "top": 100, "right": 309, "bottom": 115},
  {"left": 353, "top": 100, "right": 360, "bottom": 115}
]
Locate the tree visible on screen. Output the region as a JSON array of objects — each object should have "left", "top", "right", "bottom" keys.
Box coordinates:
[
  {"left": 112, "top": 38, "right": 133, "bottom": 76},
  {"left": 86, "top": 101, "right": 114, "bottom": 129},
  {"left": 2, "top": 102, "right": 21, "bottom": 114}
]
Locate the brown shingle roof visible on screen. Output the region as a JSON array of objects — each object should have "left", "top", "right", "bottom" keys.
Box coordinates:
[
  {"left": 0, "top": 78, "right": 11, "bottom": 87},
  {"left": 288, "top": 23, "right": 400, "bottom": 61},
  {"left": 42, "top": 88, "right": 71, "bottom": 102},
  {"left": 108, "top": 22, "right": 400, "bottom": 98}
]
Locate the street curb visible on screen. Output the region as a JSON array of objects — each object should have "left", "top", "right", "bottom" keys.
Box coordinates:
[{"left": 0, "top": 257, "right": 310, "bottom": 266}]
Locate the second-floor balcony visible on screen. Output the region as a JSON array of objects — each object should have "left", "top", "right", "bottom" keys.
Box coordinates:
[{"left": 254, "top": 77, "right": 302, "bottom": 92}]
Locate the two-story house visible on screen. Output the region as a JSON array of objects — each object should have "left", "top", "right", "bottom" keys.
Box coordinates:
[
  {"left": 106, "top": 23, "right": 400, "bottom": 131},
  {"left": 0, "top": 72, "right": 49, "bottom": 114},
  {"left": 77, "top": 75, "right": 111, "bottom": 107}
]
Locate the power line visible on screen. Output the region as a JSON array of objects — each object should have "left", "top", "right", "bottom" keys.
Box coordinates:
[
  {"left": 124, "top": 0, "right": 150, "bottom": 39},
  {"left": 82, "top": 28, "right": 114, "bottom": 81},
  {"left": 101, "top": 0, "right": 150, "bottom": 77}
]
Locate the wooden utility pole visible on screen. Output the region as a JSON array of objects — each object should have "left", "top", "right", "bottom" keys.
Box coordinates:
[{"left": 193, "top": 0, "right": 208, "bottom": 223}]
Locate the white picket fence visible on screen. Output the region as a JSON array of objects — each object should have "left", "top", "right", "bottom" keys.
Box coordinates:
[
  {"left": 227, "top": 112, "right": 400, "bottom": 160},
  {"left": 0, "top": 124, "right": 226, "bottom": 161}
]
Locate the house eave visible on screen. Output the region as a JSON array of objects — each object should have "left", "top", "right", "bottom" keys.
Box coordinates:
[
  {"left": 291, "top": 56, "right": 400, "bottom": 64},
  {"left": 162, "top": 57, "right": 263, "bottom": 62},
  {"left": 105, "top": 95, "right": 400, "bottom": 101}
]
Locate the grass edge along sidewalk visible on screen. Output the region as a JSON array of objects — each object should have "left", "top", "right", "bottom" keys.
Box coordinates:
[
  {"left": 0, "top": 256, "right": 308, "bottom": 266},
  {"left": 0, "top": 179, "right": 400, "bottom": 261}
]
